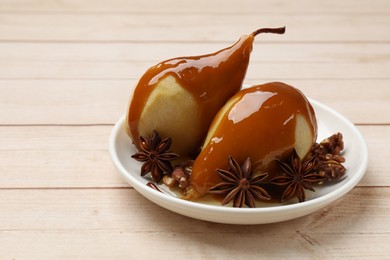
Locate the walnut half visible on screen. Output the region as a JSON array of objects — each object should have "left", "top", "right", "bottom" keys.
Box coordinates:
[{"left": 309, "top": 133, "right": 346, "bottom": 181}]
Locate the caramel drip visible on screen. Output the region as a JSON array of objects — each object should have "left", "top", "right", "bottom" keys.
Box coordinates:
[
  {"left": 190, "top": 82, "right": 318, "bottom": 197},
  {"left": 127, "top": 34, "right": 254, "bottom": 151}
]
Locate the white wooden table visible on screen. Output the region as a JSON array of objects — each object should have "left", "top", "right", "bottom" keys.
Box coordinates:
[{"left": 0, "top": 0, "right": 389, "bottom": 258}]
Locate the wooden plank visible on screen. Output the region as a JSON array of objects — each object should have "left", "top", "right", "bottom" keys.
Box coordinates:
[
  {"left": 1, "top": 60, "right": 389, "bottom": 80},
  {"left": 0, "top": 188, "right": 389, "bottom": 258},
  {"left": 0, "top": 80, "right": 131, "bottom": 125},
  {"left": 0, "top": 125, "right": 125, "bottom": 188},
  {"left": 0, "top": 13, "right": 389, "bottom": 42},
  {"left": 0, "top": 150, "right": 126, "bottom": 188},
  {"left": 0, "top": 125, "right": 386, "bottom": 188},
  {"left": 1, "top": 230, "right": 388, "bottom": 259},
  {"left": 0, "top": 125, "right": 109, "bottom": 151},
  {"left": 358, "top": 126, "right": 390, "bottom": 187},
  {"left": 0, "top": 126, "right": 126, "bottom": 188},
  {"left": 0, "top": 0, "right": 388, "bottom": 14},
  {"left": 1, "top": 42, "right": 389, "bottom": 63},
  {"left": 0, "top": 79, "right": 388, "bottom": 124},
  {"left": 1, "top": 42, "right": 389, "bottom": 80}
]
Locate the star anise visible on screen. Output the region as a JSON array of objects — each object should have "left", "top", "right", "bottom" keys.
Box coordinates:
[
  {"left": 309, "top": 133, "right": 346, "bottom": 181},
  {"left": 209, "top": 156, "right": 271, "bottom": 208},
  {"left": 131, "top": 130, "right": 179, "bottom": 183},
  {"left": 269, "top": 149, "right": 326, "bottom": 203}
]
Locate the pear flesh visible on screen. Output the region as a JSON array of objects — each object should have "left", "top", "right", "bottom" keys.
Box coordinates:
[
  {"left": 137, "top": 75, "right": 201, "bottom": 155},
  {"left": 189, "top": 82, "right": 318, "bottom": 198}
]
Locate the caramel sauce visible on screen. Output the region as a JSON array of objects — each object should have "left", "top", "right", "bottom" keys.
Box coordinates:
[
  {"left": 127, "top": 34, "right": 255, "bottom": 152},
  {"left": 190, "top": 82, "right": 318, "bottom": 197}
]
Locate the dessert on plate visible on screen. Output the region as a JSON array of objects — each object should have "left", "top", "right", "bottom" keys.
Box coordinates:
[{"left": 126, "top": 27, "right": 346, "bottom": 207}]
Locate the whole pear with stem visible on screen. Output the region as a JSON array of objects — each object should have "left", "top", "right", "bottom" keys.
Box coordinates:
[{"left": 127, "top": 27, "right": 286, "bottom": 156}]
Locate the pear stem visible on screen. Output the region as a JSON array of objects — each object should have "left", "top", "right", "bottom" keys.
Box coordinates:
[{"left": 251, "top": 27, "right": 286, "bottom": 37}]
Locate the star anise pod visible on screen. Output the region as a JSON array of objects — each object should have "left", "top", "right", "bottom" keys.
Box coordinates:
[
  {"left": 309, "top": 133, "right": 346, "bottom": 181},
  {"left": 269, "top": 149, "right": 326, "bottom": 203},
  {"left": 131, "top": 130, "right": 179, "bottom": 183},
  {"left": 209, "top": 156, "right": 271, "bottom": 208}
]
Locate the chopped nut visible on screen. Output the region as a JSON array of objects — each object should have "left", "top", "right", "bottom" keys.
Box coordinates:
[
  {"left": 178, "top": 176, "right": 190, "bottom": 188},
  {"left": 320, "top": 132, "right": 344, "bottom": 154},
  {"left": 309, "top": 133, "right": 346, "bottom": 181},
  {"left": 162, "top": 175, "right": 177, "bottom": 187},
  {"left": 318, "top": 160, "right": 346, "bottom": 181},
  {"left": 172, "top": 166, "right": 190, "bottom": 188}
]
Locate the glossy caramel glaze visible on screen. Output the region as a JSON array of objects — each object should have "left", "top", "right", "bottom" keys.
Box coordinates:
[
  {"left": 127, "top": 34, "right": 255, "bottom": 153},
  {"left": 189, "top": 82, "right": 317, "bottom": 198}
]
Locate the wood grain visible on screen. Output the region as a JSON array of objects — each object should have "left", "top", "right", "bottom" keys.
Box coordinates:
[
  {"left": 0, "top": 13, "right": 389, "bottom": 43},
  {"left": 1, "top": 0, "right": 389, "bottom": 14},
  {"left": 2, "top": 60, "right": 389, "bottom": 80},
  {"left": 0, "top": 188, "right": 389, "bottom": 259},
  {"left": 1, "top": 42, "right": 389, "bottom": 63}
]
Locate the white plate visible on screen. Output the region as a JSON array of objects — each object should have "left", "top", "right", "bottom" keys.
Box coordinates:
[{"left": 109, "top": 99, "right": 368, "bottom": 224}]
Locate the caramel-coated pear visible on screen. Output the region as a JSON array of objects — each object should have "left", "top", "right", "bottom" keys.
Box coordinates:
[
  {"left": 188, "top": 82, "right": 317, "bottom": 198},
  {"left": 127, "top": 28, "right": 286, "bottom": 156}
]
